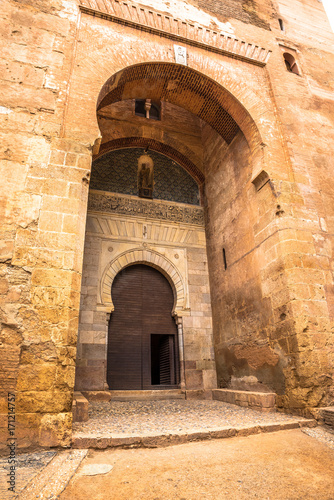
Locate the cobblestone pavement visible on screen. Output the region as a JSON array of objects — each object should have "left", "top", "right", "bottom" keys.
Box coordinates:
[{"left": 72, "top": 400, "right": 315, "bottom": 438}]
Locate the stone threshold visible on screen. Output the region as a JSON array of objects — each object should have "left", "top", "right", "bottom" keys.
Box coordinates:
[
  {"left": 82, "top": 389, "right": 186, "bottom": 401},
  {"left": 72, "top": 418, "right": 317, "bottom": 450}
]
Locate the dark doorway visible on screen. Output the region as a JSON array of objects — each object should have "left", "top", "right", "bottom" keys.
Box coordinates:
[
  {"left": 151, "top": 334, "right": 177, "bottom": 385},
  {"left": 107, "top": 264, "right": 179, "bottom": 390}
]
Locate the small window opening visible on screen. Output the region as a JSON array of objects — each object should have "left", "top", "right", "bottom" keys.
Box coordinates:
[
  {"left": 223, "top": 248, "right": 227, "bottom": 270},
  {"left": 135, "top": 99, "right": 161, "bottom": 120},
  {"left": 278, "top": 19, "right": 284, "bottom": 31},
  {"left": 283, "top": 53, "right": 300, "bottom": 75}
]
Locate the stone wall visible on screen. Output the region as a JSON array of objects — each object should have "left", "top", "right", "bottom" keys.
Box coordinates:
[
  {"left": 266, "top": 0, "right": 334, "bottom": 412},
  {"left": 0, "top": 0, "right": 91, "bottom": 450},
  {"left": 204, "top": 127, "right": 288, "bottom": 395}
]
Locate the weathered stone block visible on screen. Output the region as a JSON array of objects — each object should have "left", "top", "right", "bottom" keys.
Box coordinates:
[
  {"left": 39, "top": 412, "right": 72, "bottom": 447},
  {"left": 72, "top": 392, "right": 89, "bottom": 422},
  {"left": 212, "top": 390, "right": 276, "bottom": 412},
  {"left": 16, "top": 364, "right": 57, "bottom": 392},
  {"left": 185, "top": 370, "right": 203, "bottom": 390}
]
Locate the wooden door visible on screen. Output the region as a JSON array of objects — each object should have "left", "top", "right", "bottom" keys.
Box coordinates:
[{"left": 107, "top": 264, "right": 179, "bottom": 390}]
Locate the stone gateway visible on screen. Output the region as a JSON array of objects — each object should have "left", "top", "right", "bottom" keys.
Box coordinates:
[{"left": 0, "top": 0, "right": 334, "bottom": 448}]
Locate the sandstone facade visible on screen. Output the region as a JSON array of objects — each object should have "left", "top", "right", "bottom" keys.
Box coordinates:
[{"left": 0, "top": 0, "right": 334, "bottom": 448}]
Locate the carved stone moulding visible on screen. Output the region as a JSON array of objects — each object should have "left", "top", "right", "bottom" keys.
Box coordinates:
[
  {"left": 79, "top": 0, "right": 271, "bottom": 67},
  {"left": 88, "top": 191, "right": 205, "bottom": 226},
  {"left": 99, "top": 247, "right": 188, "bottom": 316}
]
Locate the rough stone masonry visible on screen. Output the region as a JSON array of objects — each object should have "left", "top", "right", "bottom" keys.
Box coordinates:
[{"left": 0, "top": 0, "right": 334, "bottom": 449}]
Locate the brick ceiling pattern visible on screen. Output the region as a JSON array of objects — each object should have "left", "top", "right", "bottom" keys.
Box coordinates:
[{"left": 97, "top": 63, "right": 241, "bottom": 144}]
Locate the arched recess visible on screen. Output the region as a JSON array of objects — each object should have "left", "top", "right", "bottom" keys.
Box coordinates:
[
  {"left": 96, "top": 62, "right": 264, "bottom": 155},
  {"left": 94, "top": 137, "right": 205, "bottom": 186},
  {"left": 100, "top": 248, "right": 187, "bottom": 316}
]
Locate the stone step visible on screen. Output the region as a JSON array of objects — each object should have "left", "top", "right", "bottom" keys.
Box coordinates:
[
  {"left": 110, "top": 389, "right": 186, "bottom": 401},
  {"left": 72, "top": 418, "right": 317, "bottom": 450},
  {"left": 82, "top": 389, "right": 186, "bottom": 402}
]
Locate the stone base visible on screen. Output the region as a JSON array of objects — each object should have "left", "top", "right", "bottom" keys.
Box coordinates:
[
  {"left": 185, "top": 390, "right": 213, "bottom": 400},
  {"left": 320, "top": 407, "right": 334, "bottom": 428},
  {"left": 82, "top": 391, "right": 112, "bottom": 402},
  {"left": 72, "top": 392, "right": 89, "bottom": 423},
  {"left": 212, "top": 389, "right": 276, "bottom": 412}
]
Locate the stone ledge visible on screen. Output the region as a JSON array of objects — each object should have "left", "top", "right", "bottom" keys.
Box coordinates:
[
  {"left": 82, "top": 390, "right": 186, "bottom": 401},
  {"left": 212, "top": 389, "right": 276, "bottom": 412},
  {"left": 320, "top": 407, "right": 334, "bottom": 428},
  {"left": 185, "top": 390, "right": 213, "bottom": 400},
  {"left": 72, "top": 392, "right": 89, "bottom": 423}
]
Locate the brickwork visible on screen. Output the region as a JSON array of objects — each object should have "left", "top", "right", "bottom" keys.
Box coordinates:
[
  {"left": 1, "top": 0, "right": 334, "bottom": 447},
  {"left": 79, "top": 0, "right": 271, "bottom": 64}
]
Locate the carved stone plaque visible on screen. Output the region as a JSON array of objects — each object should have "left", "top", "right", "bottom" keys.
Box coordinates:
[{"left": 174, "top": 45, "right": 187, "bottom": 66}]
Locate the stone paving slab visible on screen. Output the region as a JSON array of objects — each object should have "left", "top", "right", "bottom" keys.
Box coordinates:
[
  {"left": 0, "top": 449, "right": 87, "bottom": 500},
  {"left": 0, "top": 451, "right": 56, "bottom": 500},
  {"left": 72, "top": 400, "right": 316, "bottom": 449},
  {"left": 17, "top": 450, "right": 88, "bottom": 500}
]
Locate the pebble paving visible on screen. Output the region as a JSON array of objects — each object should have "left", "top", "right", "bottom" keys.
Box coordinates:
[{"left": 72, "top": 400, "right": 314, "bottom": 438}]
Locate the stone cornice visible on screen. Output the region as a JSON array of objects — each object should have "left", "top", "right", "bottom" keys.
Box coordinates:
[{"left": 79, "top": 0, "right": 271, "bottom": 67}]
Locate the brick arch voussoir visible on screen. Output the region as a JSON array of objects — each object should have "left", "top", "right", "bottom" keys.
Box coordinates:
[
  {"left": 101, "top": 248, "right": 187, "bottom": 316},
  {"left": 96, "top": 62, "right": 264, "bottom": 152}
]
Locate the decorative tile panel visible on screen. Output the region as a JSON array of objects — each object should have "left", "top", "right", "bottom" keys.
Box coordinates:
[{"left": 90, "top": 148, "right": 200, "bottom": 205}]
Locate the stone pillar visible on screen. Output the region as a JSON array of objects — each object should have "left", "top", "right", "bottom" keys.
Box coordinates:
[
  {"left": 175, "top": 316, "right": 186, "bottom": 391},
  {"left": 104, "top": 313, "right": 111, "bottom": 390}
]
